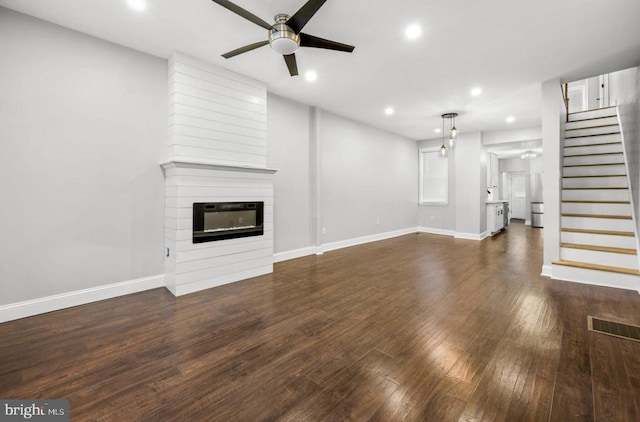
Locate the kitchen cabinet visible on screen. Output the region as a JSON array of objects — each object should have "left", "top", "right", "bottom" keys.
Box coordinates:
[{"left": 487, "top": 201, "right": 508, "bottom": 235}]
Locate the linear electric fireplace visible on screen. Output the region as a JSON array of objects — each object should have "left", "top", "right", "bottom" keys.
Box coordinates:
[{"left": 193, "top": 202, "right": 264, "bottom": 243}]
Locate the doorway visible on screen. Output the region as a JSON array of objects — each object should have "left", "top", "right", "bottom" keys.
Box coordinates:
[{"left": 509, "top": 173, "right": 526, "bottom": 220}]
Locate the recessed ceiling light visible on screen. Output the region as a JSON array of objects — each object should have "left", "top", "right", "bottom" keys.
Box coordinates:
[
  {"left": 304, "top": 71, "right": 317, "bottom": 82},
  {"left": 506, "top": 116, "right": 515, "bottom": 123},
  {"left": 126, "top": 0, "right": 147, "bottom": 11},
  {"left": 405, "top": 25, "right": 422, "bottom": 40},
  {"left": 385, "top": 107, "right": 394, "bottom": 116},
  {"left": 435, "top": 128, "right": 441, "bottom": 133},
  {"left": 470, "top": 87, "right": 482, "bottom": 96}
]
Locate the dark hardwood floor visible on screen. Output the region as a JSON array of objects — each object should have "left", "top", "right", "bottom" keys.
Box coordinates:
[{"left": 2, "top": 222, "right": 640, "bottom": 421}]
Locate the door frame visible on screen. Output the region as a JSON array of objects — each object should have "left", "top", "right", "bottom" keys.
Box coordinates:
[{"left": 508, "top": 172, "right": 527, "bottom": 221}]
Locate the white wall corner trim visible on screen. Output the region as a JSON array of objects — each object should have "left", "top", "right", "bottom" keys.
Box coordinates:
[
  {"left": 274, "top": 247, "right": 316, "bottom": 263},
  {"left": 418, "top": 227, "right": 455, "bottom": 237},
  {"left": 454, "top": 232, "right": 486, "bottom": 241},
  {"left": 0, "top": 275, "right": 165, "bottom": 323},
  {"left": 541, "top": 265, "right": 553, "bottom": 277},
  {"left": 321, "top": 227, "right": 419, "bottom": 253}
]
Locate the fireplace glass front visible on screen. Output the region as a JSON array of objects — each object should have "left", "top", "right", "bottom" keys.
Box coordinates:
[{"left": 193, "top": 202, "right": 264, "bottom": 243}]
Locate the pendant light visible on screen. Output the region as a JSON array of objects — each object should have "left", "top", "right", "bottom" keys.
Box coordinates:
[
  {"left": 440, "top": 116, "right": 447, "bottom": 157},
  {"left": 441, "top": 112, "right": 458, "bottom": 155}
]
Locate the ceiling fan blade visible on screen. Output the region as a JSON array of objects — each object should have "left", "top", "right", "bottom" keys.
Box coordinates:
[
  {"left": 222, "top": 40, "right": 269, "bottom": 59},
  {"left": 299, "top": 33, "right": 355, "bottom": 53},
  {"left": 286, "top": 0, "right": 327, "bottom": 34},
  {"left": 283, "top": 54, "right": 299, "bottom": 76},
  {"left": 211, "top": 0, "right": 272, "bottom": 30}
]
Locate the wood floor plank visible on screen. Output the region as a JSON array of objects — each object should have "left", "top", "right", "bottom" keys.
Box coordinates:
[{"left": 1, "top": 222, "right": 640, "bottom": 421}]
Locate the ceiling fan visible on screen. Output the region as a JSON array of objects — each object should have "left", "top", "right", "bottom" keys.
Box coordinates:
[{"left": 210, "top": 0, "right": 355, "bottom": 77}]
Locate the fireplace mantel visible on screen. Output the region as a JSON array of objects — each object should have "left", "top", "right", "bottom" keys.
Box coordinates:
[{"left": 161, "top": 159, "right": 278, "bottom": 175}]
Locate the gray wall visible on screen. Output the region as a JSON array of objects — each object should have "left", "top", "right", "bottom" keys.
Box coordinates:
[
  {"left": 0, "top": 9, "right": 167, "bottom": 305},
  {"left": 267, "top": 98, "right": 419, "bottom": 253},
  {"left": 266, "top": 94, "right": 313, "bottom": 253},
  {"left": 320, "top": 111, "right": 419, "bottom": 244}
]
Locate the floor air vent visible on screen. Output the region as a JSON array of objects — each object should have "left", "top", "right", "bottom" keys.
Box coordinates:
[{"left": 588, "top": 316, "right": 640, "bottom": 342}]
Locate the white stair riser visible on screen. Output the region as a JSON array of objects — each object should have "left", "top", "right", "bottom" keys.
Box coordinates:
[
  {"left": 561, "top": 216, "right": 635, "bottom": 232},
  {"left": 560, "top": 247, "right": 638, "bottom": 268},
  {"left": 565, "top": 126, "right": 619, "bottom": 138},
  {"left": 551, "top": 264, "right": 639, "bottom": 290},
  {"left": 564, "top": 133, "right": 621, "bottom": 146},
  {"left": 562, "top": 189, "right": 630, "bottom": 201},
  {"left": 568, "top": 108, "right": 617, "bottom": 121},
  {"left": 562, "top": 202, "right": 631, "bottom": 215},
  {"left": 564, "top": 153, "right": 624, "bottom": 166},
  {"left": 561, "top": 231, "right": 637, "bottom": 249},
  {"left": 563, "top": 164, "right": 626, "bottom": 177},
  {"left": 562, "top": 216, "right": 635, "bottom": 232},
  {"left": 564, "top": 143, "right": 623, "bottom": 156},
  {"left": 565, "top": 116, "right": 619, "bottom": 130},
  {"left": 562, "top": 176, "right": 627, "bottom": 188}
]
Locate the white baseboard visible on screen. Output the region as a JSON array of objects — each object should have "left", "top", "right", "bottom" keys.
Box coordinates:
[
  {"left": 0, "top": 274, "right": 165, "bottom": 323},
  {"left": 541, "top": 265, "right": 553, "bottom": 277},
  {"left": 274, "top": 246, "right": 316, "bottom": 263},
  {"left": 418, "top": 227, "right": 455, "bottom": 237},
  {"left": 454, "top": 231, "right": 485, "bottom": 241},
  {"left": 416, "top": 227, "right": 488, "bottom": 241},
  {"left": 525, "top": 220, "right": 531, "bottom": 226},
  {"left": 321, "top": 227, "right": 419, "bottom": 253}
]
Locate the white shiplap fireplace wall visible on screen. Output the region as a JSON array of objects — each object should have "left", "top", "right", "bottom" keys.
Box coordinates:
[{"left": 161, "top": 52, "right": 277, "bottom": 296}]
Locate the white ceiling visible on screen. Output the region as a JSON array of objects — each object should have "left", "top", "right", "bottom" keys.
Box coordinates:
[{"left": 2, "top": 0, "right": 639, "bottom": 140}]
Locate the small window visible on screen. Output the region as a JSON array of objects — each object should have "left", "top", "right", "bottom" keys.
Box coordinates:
[{"left": 419, "top": 147, "right": 448, "bottom": 205}]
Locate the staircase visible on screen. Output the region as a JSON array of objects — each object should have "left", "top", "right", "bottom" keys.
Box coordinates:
[{"left": 552, "top": 105, "right": 640, "bottom": 290}]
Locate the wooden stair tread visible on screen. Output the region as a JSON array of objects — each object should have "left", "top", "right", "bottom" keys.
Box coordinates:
[
  {"left": 561, "top": 227, "right": 635, "bottom": 237},
  {"left": 565, "top": 124, "right": 619, "bottom": 131},
  {"left": 552, "top": 260, "right": 640, "bottom": 275},
  {"left": 564, "top": 152, "right": 622, "bottom": 157},
  {"left": 563, "top": 187, "right": 628, "bottom": 190},
  {"left": 565, "top": 132, "right": 620, "bottom": 139},
  {"left": 563, "top": 174, "right": 626, "bottom": 178},
  {"left": 567, "top": 115, "right": 618, "bottom": 123},
  {"left": 560, "top": 242, "right": 637, "bottom": 255},
  {"left": 564, "top": 141, "right": 621, "bottom": 148},
  {"left": 562, "top": 200, "right": 630, "bottom": 204},
  {"left": 562, "top": 213, "right": 632, "bottom": 219},
  {"left": 563, "top": 163, "right": 625, "bottom": 168},
  {"left": 568, "top": 105, "right": 617, "bottom": 114}
]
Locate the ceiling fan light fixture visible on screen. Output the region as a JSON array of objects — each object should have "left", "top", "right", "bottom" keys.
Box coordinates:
[
  {"left": 269, "top": 15, "right": 300, "bottom": 55},
  {"left": 269, "top": 32, "right": 300, "bottom": 55}
]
